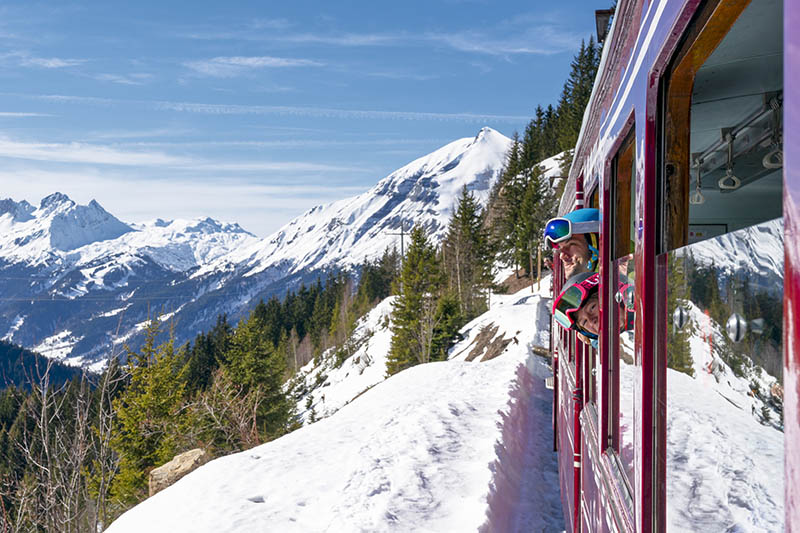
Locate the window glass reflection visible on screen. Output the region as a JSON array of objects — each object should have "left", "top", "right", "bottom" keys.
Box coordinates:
[
  {"left": 616, "top": 256, "right": 635, "bottom": 485},
  {"left": 665, "top": 218, "right": 783, "bottom": 531}
]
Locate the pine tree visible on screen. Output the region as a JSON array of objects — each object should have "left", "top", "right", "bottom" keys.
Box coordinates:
[
  {"left": 387, "top": 226, "right": 444, "bottom": 375},
  {"left": 514, "top": 165, "right": 558, "bottom": 273},
  {"left": 110, "top": 319, "right": 187, "bottom": 508},
  {"left": 557, "top": 38, "right": 601, "bottom": 154},
  {"left": 223, "top": 314, "right": 291, "bottom": 440},
  {"left": 430, "top": 292, "right": 463, "bottom": 361},
  {"left": 442, "top": 186, "right": 492, "bottom": 319}
]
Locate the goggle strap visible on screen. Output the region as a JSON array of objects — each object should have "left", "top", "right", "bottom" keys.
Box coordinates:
[{"left": 570, "top": 221, "right": 599, "bottom": 234}]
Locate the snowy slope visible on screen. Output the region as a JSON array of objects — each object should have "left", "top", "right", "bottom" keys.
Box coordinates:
[
  {"left": 290, "top": 297, "right": 396, "bottom": 422},
  {"left": 291, "top": 276, "right": 552, "bottom": 426},
  {"left": 537, "top": 151, "right": 566, "bottom": 186},
  {"left": 106, "top": 285, "right": 563, "bottom": 533},
  {"left": 196, "top": 127, "right": 512, "bottom": 278}
]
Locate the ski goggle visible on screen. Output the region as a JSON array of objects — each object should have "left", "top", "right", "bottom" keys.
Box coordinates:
[
  {"left": 553, "top": 283, "right": 591, "bottom": 331},
  {"left": 552, "top": 273, "right": 600, "bottom": 336},
  {"left": 544, "top": 218, "right": 599, "bottom": 248}
]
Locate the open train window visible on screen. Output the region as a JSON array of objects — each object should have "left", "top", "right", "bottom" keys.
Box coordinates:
[
  {"left": 584, "top": 185, "right": 600, "bottom": 410},
  {"left": 661, "top": 0, "right": 784, "bottom": 529},
  {"left": 608, "top": 128, "right": 636, "bottom": 488},
  {"left": 663, "top": 0, "right": 783, "bottom": 250}
]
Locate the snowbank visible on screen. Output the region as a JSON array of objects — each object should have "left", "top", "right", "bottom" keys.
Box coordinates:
[{"left": 106, "top": 287, "right": 563, "bottom": 532}]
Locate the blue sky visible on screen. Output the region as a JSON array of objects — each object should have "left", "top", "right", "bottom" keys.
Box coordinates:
[{"left": 0, "top": 0, "right": 607, "bottom": 236}]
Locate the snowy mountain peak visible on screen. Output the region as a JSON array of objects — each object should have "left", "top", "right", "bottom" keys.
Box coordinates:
[
  {"left": 0, "top": 198, "right": 34, "bottom": 222},
  {"left": 135, "top": 217, "right": 254, "bottom": 237},
  {"left": 39, "top": 191, "right": 74, "bottom": 211},
  {"left": 473, "top": 126, "right": 501, "bottom": 144},
  {"left": 199, "top": 127, "right": 512, "bottom": 278},
  {"left": 46, "top": 197, "right": 132, "bottom": 252}
]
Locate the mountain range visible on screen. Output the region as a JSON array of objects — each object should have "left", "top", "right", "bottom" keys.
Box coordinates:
[{"left": 0, "top": 127, "right": 516, "bottom": 369}]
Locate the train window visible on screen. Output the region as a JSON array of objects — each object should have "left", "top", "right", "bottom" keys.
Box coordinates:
[
  {"left": 610, "top": 128, "right": 636, "bottom": 486},
  {"left": 662, "top": 0, "right": 784, "bottom": 530},
  {"left": 664, "top": 0, "right": 783, "bottom": 250}
]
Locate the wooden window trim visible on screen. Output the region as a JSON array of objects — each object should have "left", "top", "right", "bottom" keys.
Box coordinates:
[{"left": 663, "top": 0, "right": 752, "bottom": 251}]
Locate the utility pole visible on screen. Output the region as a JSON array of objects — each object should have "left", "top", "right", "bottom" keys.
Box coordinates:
[
  {"left": 387, "top": 221, "right": 407, "bottom": 292},
  {"left": 387, "top": 221, "right": 407, "bottom": 268}
]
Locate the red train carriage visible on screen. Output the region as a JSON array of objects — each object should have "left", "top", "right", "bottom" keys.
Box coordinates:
[{"left": 551, "top": 0, "right": 798, "bottom": 530}]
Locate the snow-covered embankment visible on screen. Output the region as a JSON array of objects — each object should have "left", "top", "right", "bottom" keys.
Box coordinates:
[{"left": 106, "top": 282, "right": 563, "bottom": 532}]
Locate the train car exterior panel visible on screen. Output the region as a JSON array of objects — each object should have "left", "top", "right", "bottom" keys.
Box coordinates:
[{"left": 553, "top": 0, "right": 792, "bottom": 530}]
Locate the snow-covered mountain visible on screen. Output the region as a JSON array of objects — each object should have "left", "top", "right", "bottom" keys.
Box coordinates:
[
  {"left": 0, "top": 194, "right": 255, "bottom": 272},
  {"left": 0, "top": 127, "right": 512, "bottom": 368},
  {"left": 196, "top": 126, "right": 511, "bottom": 278},
  {"left": 686, "top": 217, "right": 784, "bottom": 297},
  {"left": 0, "top": 192, "right": 133, "bottom": 261}
]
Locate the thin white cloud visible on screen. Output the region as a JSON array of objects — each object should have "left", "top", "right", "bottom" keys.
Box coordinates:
[
  {"left": 427, "top": 28, "right": 580, "bottom": 56},
  {"left": 122, "top": 138, "right": 446, "bottom": 149},
  {"left": 281, "top": 32, "right": 401, "bottom": 46},
  {"left": 365, "top": 70, "right": 439, "bottom": 81},
  {"left": 20, "top": 56, "right": 86, "bottom": 68},
  {"left": 184, "top": 56, "right": 324, "bottom": 77},
  {"left": 179, "top": 25, "right": 581, "bottom": 56},
  {"left": 180, "top": 161, "right": 366, "bottom": 173},
  {"left": 15, "top": 93, "right": 530, "bottom": 122},
  {"left": 0, "top": 111, "right": 52, "bottom": 117},
  {"left": 155, "top": 100, "right": 529, "bottom": 122},
  {"left": 0, "top": 137, "right": 186, "bottom": 166},
  {"left": 95, "top": 73, "right": 153, "bottom": 85},
  {"left": 85, "top": 127, "right": 193, "bottom": 141},
  {"left": 247, "top": 18, "right": 292, "bottom": 31},
  {"left": 0, "top": 136, "right": 369, "bottom": 173}
]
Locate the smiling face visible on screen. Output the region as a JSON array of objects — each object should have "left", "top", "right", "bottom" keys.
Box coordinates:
[
  {"left": 574, "top": 292, "right": 600, "bottom": 335},
  {"left": 555, "top": 236, "right": 591, "bottom": 278}
]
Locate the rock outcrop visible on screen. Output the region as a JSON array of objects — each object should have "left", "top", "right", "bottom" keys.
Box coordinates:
[{"left": 149, "top": 448, "right": 208, "bottom": 496}]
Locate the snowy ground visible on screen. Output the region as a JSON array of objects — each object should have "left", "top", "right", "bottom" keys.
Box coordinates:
[{"left": 106, "top": 285, "right": 563, "bottom": 533}]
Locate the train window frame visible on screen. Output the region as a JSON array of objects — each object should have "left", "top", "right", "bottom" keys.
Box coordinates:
[
  {"left": 583, "top": 185, "right": 600, "bottom": 412},
  {"left": 657, "top": 0, "right": 785, "bottom": 529},
  {"left": 660, "top": 0, "right": 763, "bottom": 252},
  {"left": 601, "top": 124, "right": 636, "bottom": 501},
  {"left": 588, "top": 187, "right": 600, "bottom": 210}
]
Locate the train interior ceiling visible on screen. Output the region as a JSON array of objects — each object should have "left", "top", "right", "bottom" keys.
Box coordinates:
[{"left": 687, "top": 0, "right": 782, "bottom": 236}]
